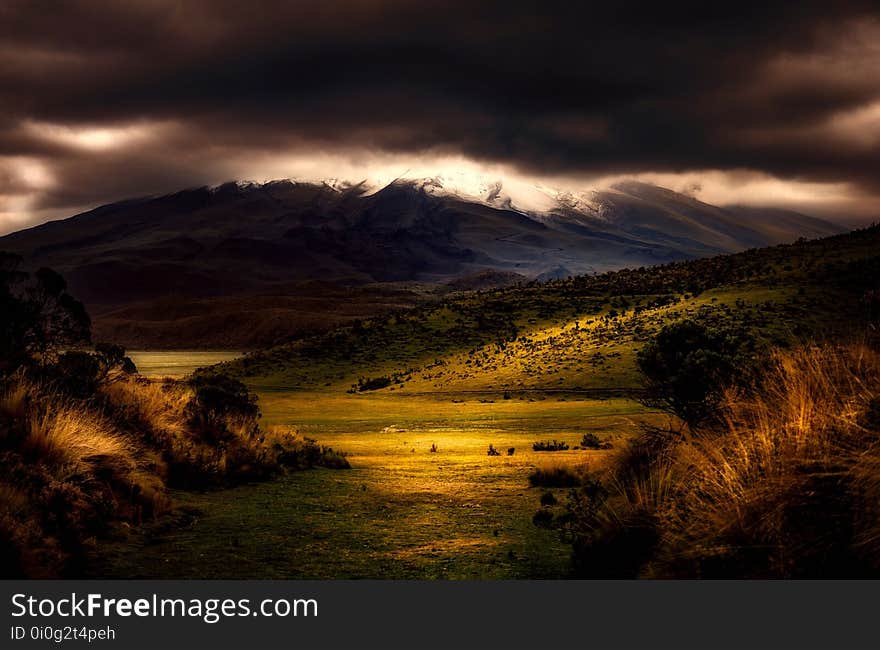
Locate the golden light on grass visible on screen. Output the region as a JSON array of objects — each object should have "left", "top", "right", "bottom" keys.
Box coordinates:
[
  {"left": 580, "top": 342, "right": 880, "bottom": 576},
  {"left": 25, "top": 403, "right": 129, "bottom": 471}
]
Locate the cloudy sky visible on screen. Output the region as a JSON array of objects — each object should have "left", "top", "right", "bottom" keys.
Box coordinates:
[{"left": 1, "top": 0, "right": 879, "bottom": 234}]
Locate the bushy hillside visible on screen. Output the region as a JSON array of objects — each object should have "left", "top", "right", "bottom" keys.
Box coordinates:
[{"left": 219, "top": 226, "right": 880, "bottom": 394}]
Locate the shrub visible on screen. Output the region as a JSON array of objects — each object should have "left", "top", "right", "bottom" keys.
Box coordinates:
[
  {"left": 263, "top": 426, "right": 350, "bottom": 470},
  {"left": 532, "top": 508, "right": 555, "bottom": 528},
  {"left": 356, "top": 376, "right": 392, "bottom": 392},
  {"left": 0, "top": 255, "right": 90, "bottom": 375},
  {"left": 636, "top": 319, "right": 762, "bottom": 426},
  {"left": 579, "top": 433, "right": 612, "bottom": 450},
  {"left": 187, "top": 374, "right": 259, "bottom": 426},
  {"left": 32, "top": 345, "right": 138, "bottom": 400},
  {"left": 528, "top": 465, "right": 580, "bottom": 487},
  {"left": 533, "top": 440, "right": 570, "bottom": 452}
]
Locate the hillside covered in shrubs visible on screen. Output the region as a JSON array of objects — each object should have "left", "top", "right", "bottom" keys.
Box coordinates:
[
  {"left": 0, "top": 253, "right": 347, "bottom": 577},
  {"left": 220, "top": 225, "right": 880, "bottom": 394}
]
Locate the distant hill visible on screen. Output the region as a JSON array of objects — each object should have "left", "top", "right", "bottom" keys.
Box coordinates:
[
  {"left": 443, "top": 269, "right": 528, "bottom": 292},
  {"left": 217, "top": 225, "right": 880, "bottom": 394},
  {"left": 0, "top": 178, "right": 845, "bottom": 348}
]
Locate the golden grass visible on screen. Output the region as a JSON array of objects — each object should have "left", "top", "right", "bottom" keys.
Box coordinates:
[
  {"left": 576, "top": 341, "right": 880, "bottom": 577},
  {"left": 671, "top": 345, "right": 880, "bottom": 554},
  {"left": 102, "top": 377, "right": 191, "bottom": 442},
  {"left": 23, "top": 401, "right": 131, "bottom": 473}
]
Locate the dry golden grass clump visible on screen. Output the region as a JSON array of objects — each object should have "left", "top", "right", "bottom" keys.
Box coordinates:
[
  {"left": 567, "top": 342, "right": 880, "bottom": 578},
  {"left": 103, "top": 377, "right": 349, "bottom": 484},
  {"left": 0, "top": 373, "right": 347, "bottom": 577},
  {"left": 0, "top": 377, "right": 168, "bottom": 576}
]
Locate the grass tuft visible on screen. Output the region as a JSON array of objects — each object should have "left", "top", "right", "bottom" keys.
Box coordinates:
[{"left": 564, "top": 341, "right": 880, "bottom": 578}]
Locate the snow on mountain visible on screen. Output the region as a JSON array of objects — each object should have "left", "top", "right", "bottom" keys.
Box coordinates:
[{"left": 359, "top": 170, "right": 602, "bottom": 220}]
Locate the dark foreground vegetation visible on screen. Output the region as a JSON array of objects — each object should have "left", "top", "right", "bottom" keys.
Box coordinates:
[
  {"left": 0, "top": 253, "right": 347, "bottom": 577},
  {"left": 539, "top": 338, "right": 880, "bottom": 578}
]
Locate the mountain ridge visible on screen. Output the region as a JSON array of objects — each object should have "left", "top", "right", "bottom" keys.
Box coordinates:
[{"left": 0, "top": 178, "right": 846, "bottom": 348}]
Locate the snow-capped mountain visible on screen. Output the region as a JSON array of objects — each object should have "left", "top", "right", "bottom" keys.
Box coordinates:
[
  {"left": 1, "top": 176, "right": 843, "bottom": 306},
  {"left": 0, "top": 176, "right": 844, "bottom": 347}
]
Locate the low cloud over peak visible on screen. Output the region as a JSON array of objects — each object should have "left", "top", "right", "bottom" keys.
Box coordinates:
[{"left": 1, "top": 1, "right": 879, "bottom": 234}]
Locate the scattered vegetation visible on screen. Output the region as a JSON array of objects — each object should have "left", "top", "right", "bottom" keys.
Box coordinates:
[{"left": 217, "top": 226, "right": 878, "bottom": 403}]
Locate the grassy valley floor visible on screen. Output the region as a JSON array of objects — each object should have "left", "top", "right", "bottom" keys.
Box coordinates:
[
  {"left": 91, "top": 392, "right": 661, "bottom": 578},
  {"left": 87, "top": 229, "right": 880, "bottom": 577}
]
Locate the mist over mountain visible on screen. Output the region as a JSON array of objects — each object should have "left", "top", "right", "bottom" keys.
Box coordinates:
[{"left": 0, "top": 178, "right": 844, "bottom": 348}]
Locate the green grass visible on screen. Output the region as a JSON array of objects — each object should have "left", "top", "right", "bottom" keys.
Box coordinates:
[
  {"left": 91, "top": 226, "right": 880, "bottom": 578},
  {"left": 91, "top": 393, "right": 662, "bottom": 578}
]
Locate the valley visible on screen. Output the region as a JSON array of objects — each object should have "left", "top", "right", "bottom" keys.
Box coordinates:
[{"left": 88, "top": 225, "right": 879, "bottom": 578}]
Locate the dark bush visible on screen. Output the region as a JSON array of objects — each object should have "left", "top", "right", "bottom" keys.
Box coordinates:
[
  {"left": 579, "top": 433, "right": 612, "bottom": 450},
  {"left": 528, "top": 466, "right": 580, "bottom": 487},
  {"left": 274, "top": 437, "right": 351, "bottom": 470},
  {"left": 186, "top": 373, "right": 260, "bottom": 439},
  {"left": 533, "top": 440, "right": 570, "bottom": 452},
  {"left": 0, "top": 254, "right": 90, "bottom": 375},
  {"left": 50, "top": 351, "right": 103, "bottom": 398},
  {"left": 31, "top": 344, "right": 137, "bottom": 400},
  {"left": 532, "top": 508, "right": 555, "bottom": 528},
  {"left": 356, "top": 376, "right": 392, "bottom": 392},
  {"left": 94, "top": 342, "right": 137, "bottom": 374},
  {"left": 561, "top": 478, "right": 661, "bottom": 578},
  {"left": 637, "top": 319, "right": 761, "bottom": 425}
]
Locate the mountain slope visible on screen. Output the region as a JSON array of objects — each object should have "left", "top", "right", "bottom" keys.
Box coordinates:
[
  {"left": 0, "top": 178, "right": 845, "bottom": 348},
  {"left": 217, "top": 225, "right": 880, "bottom": 394}
]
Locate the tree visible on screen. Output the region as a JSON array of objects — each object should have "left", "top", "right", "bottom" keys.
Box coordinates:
[
  {"left": 186, "top": 372, "right": 260, "bottom": 438},
  {"left": 0, "top": 253, "right": 90, "bottom": 374},
  {"left": 44, "top": 344, "right": 138, "bottom": 398},
  {"left": 636, "top": 319, "right": 760, "bottom": 426}
]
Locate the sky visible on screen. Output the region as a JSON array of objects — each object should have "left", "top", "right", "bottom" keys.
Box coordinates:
[{"left": 1, "top": 0, "right": 879, "bottom": 235}]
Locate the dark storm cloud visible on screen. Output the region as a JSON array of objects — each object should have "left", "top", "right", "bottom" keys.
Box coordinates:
[{"left": 1, "top": 0, "right": 879, "bottom": 230}]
